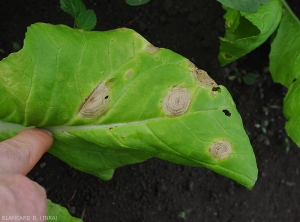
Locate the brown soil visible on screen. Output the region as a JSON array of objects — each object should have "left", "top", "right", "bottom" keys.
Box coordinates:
[{"left": 1, "top": 0, "right": 300, "bottom": 221}]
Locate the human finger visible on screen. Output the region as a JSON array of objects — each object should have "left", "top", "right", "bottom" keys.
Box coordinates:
[
  {"left": 0, "top": 128, "right": 53, "bottom": 175},
  {"left": 0, "top": 173, "right": 47, "bottom": 217}
]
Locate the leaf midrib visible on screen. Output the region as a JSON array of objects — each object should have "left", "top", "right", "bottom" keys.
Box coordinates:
[{"left": 46, "top": 110, "right": 215, "bottom": 132}]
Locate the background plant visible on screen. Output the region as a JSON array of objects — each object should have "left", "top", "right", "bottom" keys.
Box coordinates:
[
  {"left": 218, "top": 0, "right": 300, "bottom": 150},
  {"left": 60, "top": 0, "right": 96, "bottom": 30}
]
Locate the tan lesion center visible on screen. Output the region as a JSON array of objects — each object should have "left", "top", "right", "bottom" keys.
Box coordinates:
[
  {"left": 209, "top": 140, "right": 232, "bottom": 160},
  {"left": 163, "top": 87, "right": 190, "bottom": 116},
  {"left": 188, "top": 61, "right": 218, "bottom": 87},
  {"left": 79, "top": 83, "right": 110, "bottom": 119}
]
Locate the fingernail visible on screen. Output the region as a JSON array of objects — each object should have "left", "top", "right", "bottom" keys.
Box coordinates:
[{"left": 39, "top": 128, "right": 53, "bottom": 137}]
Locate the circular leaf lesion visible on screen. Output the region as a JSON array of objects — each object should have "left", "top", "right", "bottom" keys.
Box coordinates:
[
  {"left": 209, "top": 140, "right": 232, "bottom": 160},
  {"left": 162, "top": 87, "right": 191, "bottom": 116}
]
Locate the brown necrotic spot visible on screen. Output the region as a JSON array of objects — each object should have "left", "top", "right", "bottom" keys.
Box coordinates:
[
  {"left": 194, "top": 69, "right": 218, "bottom": 87},
  {"left": 188, "top": 61, "right": 218, "bottom": 87},
  {"left": 145, "top": 44, "right": 159, "bottom": 54},
  {"left": 225, "top": 54, "right": 233, "bottom": 59},
  {"left": 209, "top": 140, "right": 231, "bottom": 160},
  {"left": 79, "top": 83, "right": 110, "bottom": 119},
  {"left": 163, "top": 87, "right": 190, "bottom": 116}
]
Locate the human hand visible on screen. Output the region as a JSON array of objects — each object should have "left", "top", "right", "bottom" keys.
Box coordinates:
[{"left": 0, "top": 129, "right": 53, "bottom": 220}]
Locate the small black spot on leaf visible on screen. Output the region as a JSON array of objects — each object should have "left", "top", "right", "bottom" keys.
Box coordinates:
[
  {"left": 105, "top": 95, "right": 109, "bottom": 99},
  {"left": 222, "top": 109, "right": 231, "bottom": 117}
]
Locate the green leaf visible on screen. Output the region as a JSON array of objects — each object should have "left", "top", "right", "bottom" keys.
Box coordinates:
[
  {"left": 0, "top": 23, "right": 257, "bottom": 189},
  {"left": 218, "top": 0, "right": 282, "bottom": 66},
  {"left": 269, "top": 1, "right": 300, "bottom": 88},
  {"left": 47, "top": 199, "right": 82, "bottom": 222},
  {"left": 126, "top": 0, "right": 150, "bottom": 6},
  {"left": 75, "top": 10, "right": 97, "bottom": 31},
  {"left": 270, "top": 1, "right": 300, "bottom": 147},
  {"left": 283, "top": 81, "right": 300, "bottom": 147},
  {"left": 217, "top": 0, "right": 270, "bottom": 13},
  {"left": 60, "top": 0, "right": 86, "bottom": 18}
]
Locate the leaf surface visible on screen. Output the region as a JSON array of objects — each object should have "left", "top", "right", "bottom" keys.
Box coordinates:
[
  {"left": 126, "top": 0, "right": 150, "bottom": 6},
  {"left": 269, "top": 1, "right": 300, "bottom": 88},
  {"left": 217, "top": 0, "right": 270, "bottom": 13},
  {"left": 284, "top": 81, "right": 300, "bottom": 147},
  {"left": 47, "top": 199, "right": 82, "bottom": 222},
  {"left": 75, "top": 9, "right": 97, "bottom": 31},
  {"left": 218, "top": 0, "right": 282, "bottom": 66},
  {"left": 0, "top": 23, "right": 257, "bottom": 189},
  {"left": 60, "top": 0, "right": 86, "bottom": 18},
  {"left": 270, "top": 2, "right": 300, "bottom": 147}
]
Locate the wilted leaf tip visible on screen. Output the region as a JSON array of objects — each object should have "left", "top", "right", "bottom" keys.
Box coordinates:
[{"left": 79, "top": 83, "right": 109, "bottom": 118}]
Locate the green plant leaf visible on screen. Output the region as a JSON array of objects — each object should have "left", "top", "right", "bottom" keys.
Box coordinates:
[
  {"left": 269, "top": 1, "right": 300, "bottom": 88},
  {"left": 218, "top": 0, "right": 282, "bottom": 66},
  {"left": 47, "top": 199, "right": 82, "bottom": 221},
  {"left": 75, "top": 10, "right": 97, "bottom": 31},
  {"left": 0, "top": 23, "right": 257, "bottom": 189},
  {"left": 60, "top": 0, "right": 86, "bottom": 18},
  {"left": 270, "top": 1, "right": 300, "bottom": 147},
  {"left": 283, "top": 80, "right": 300, "bottom": 147},
  {"left": 126, "top": 0, "right": 150, "bottom": 6},
  {"left": 217, "top": 0, "right": 270, "bottom": 13}
]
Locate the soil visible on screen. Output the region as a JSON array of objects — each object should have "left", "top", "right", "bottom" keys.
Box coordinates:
[{"left": 1, "top": 0, "right": 300, "bottom": 221}]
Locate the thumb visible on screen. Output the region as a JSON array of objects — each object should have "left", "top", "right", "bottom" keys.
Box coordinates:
[{"left": 0, "top": 128, "right": 53, "bottom": 175}]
